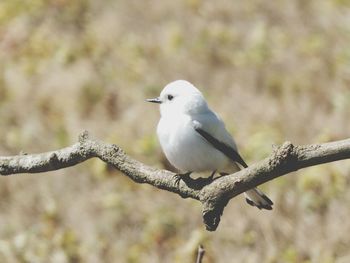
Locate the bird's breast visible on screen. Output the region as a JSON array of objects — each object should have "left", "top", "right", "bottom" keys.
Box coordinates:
[{"left": 157, "top": 115, "right": 229, "bottom": 172}]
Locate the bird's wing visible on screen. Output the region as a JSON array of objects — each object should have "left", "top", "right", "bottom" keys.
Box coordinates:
[{"left": 193, "top": 112, "right": 248, "bottom": 168}]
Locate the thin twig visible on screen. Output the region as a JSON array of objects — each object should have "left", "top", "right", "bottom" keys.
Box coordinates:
[{"left": 196, "top": 245, "right": 205, "bottom": 263}]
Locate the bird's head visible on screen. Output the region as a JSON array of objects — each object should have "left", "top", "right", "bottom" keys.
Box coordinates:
[{"left": 147, "top": 80, "right": 208, "bottom": 116}]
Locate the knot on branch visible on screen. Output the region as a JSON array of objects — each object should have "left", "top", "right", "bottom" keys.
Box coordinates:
[
  {"left": 78, "top": 130, "right": 89, "bottom": 143},
  {"left": 269, "top": 141, "right": 297, "bottom": 169},
  {"left": 107, "top": 144, "right": 124, "bottom": 158},
  {"left": 202, "top": 198, "right": 229, "bottom": 231},
  {"left": 111, "top": 144, "right": 122, "bottom": 153},
  {"left": 49, "top": 152, "right": 59, "bottom": 162},
  {"left": 48, "top": 153, "right": 61, "bottom": 169}
]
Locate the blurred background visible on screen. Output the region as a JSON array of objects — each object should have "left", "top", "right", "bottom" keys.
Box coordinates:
[{"left": 0, "top": 0, "right": 350, "bottom": 262}]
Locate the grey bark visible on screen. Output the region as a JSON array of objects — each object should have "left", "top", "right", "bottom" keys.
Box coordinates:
[{"left": 0, "top": 131, "right": 349, "bottom": 231}]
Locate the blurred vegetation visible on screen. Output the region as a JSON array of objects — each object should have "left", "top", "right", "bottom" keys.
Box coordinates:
[{"left": 0, "top": 0, "right": 350, "bottom": 262}]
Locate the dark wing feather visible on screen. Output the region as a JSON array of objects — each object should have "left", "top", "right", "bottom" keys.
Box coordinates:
[{"left": 194, "top": 127, "right": 248, "bottom": 168}]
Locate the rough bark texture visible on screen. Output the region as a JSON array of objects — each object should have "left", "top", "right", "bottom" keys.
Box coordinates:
[{"left": 1, "top": 131, "right": 349, "bottom": 231}]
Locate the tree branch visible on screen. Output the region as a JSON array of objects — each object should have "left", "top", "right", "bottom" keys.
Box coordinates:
[
  {"left": 1, "top": 131, "right": 349, "bottom": 231},
  {"left": 195, "top": 245, "right": 205, "bottom": 263}
]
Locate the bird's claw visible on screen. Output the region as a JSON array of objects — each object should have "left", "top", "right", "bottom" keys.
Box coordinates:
[
  {"left": 173, "top": 172, "right": 192, "bottom": 186},
  {"left": 173, "top": 174, "right": 181, "bottom": 186},
  {"left": 173, "top": 171, "right": 216, "bottom": 189}
]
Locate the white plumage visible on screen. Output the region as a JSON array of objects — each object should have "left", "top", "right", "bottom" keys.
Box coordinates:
[{"left": 147, "top": 80, "right": 273, "bottom": 210}]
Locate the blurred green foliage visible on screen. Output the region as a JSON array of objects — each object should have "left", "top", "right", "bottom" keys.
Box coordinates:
[{"left": 0, "top": 0, "right": 349, "bottom": 262}]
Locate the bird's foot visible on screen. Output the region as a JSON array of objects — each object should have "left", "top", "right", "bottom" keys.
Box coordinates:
[
  {"left": 173, "top": 171, "right": 216, "bottom": 189},
  {"left": 173, "top": 171, "right": 192, "bottom": 186},
  {"left": 218, "top": 172, "right": 229, "bottom": 178},
  {"left": 195, "top": 175, "right": 215, "bottom": 187},
  {"left": 208, "top": 170, "right": 216, "bottom": 180}
]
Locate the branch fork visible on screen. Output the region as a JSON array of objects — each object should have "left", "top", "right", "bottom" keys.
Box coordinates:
[{"left": 1, "top": 131, "right": 349, "bottom": 231}]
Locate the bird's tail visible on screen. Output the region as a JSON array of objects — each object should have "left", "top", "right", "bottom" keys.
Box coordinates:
[{"left": 244, "top": 188, "right": 273, "bottom": 210}]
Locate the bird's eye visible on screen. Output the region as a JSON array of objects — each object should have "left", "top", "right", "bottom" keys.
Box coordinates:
[{"left": 167, "top": 95, "right": 174, "bottom": 101}]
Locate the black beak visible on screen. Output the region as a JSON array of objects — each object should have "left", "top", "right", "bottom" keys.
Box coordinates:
[{"left": 146, "top": 97, "right": 162, "bottom": 104}]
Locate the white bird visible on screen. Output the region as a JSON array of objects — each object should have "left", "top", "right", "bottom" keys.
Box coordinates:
[{"left": 147, "top": 80, "right": 273, "bottom": 210}]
